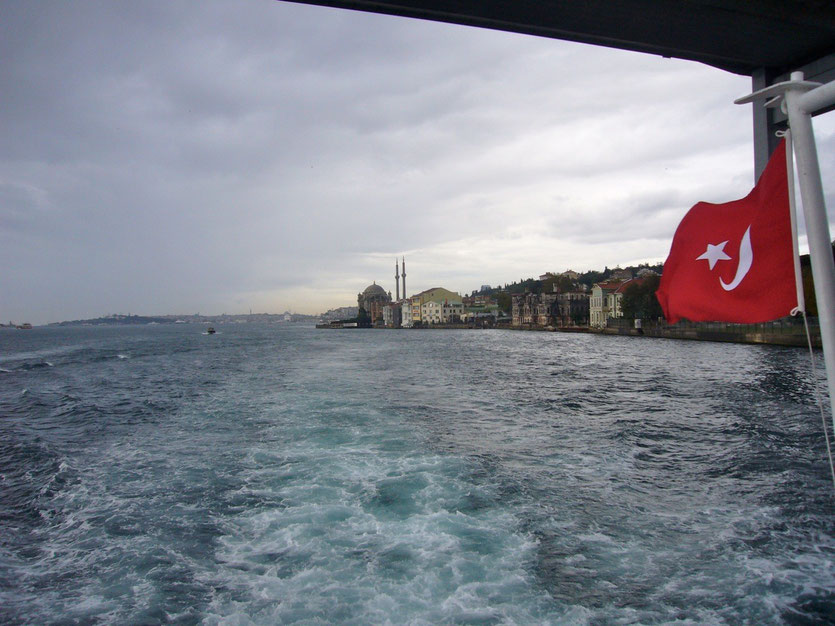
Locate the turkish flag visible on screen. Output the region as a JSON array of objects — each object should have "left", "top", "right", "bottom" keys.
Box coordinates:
[{"left": 656, "top": 139, "right": 798, "bottom": 324}]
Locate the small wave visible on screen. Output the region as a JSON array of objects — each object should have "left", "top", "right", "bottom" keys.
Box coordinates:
[
  {"left": 0, "top": 367, "right": 11, "bottom": 373},
  {"left": 116, "top": 354, "right": 128, "bottom": 360},
  {"left": 577, "top": 532, "right": 616, "bottom": 544},
  {"left": 18, "top": 362, "right": 54, "bottom": 371}
]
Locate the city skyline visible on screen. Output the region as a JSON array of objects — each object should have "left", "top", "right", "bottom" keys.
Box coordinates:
[{"left": 2, "top": 1, "right": 834, "bottom": 325}]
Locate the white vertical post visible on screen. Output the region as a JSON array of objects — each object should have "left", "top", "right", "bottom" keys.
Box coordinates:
[
  {"left": 781, "top": 129, "right": 806, "bottom": 315},
  {"left": 784, "top": 72, "right": 835, "bottom": 430}
]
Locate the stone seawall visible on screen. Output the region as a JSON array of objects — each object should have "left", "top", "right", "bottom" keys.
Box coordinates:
[
  {"left": 597, "top": 324, "right": 821, "bottom": 348},
  {"left": 507, "top": 321, "right": 821, "bottom": 348},
  {"left": 319, "top": 320, "right": 821, "bottom": 348}
]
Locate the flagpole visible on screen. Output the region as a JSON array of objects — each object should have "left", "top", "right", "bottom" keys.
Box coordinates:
[
  {"left": 782, "top": 129, "right": 806, "bottom": 316},
  {"left": 737, "top": 73, "right": 835, "bottom": 431},
  {"left": 783, "top": 73, "right": 835, "bottom": 431}
]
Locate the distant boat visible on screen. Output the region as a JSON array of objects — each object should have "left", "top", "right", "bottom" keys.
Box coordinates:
[
  {"left": 207, "top": 327, "right": 216, "bottom": 334},
  {"left": 17, "top": 323, "right": 32, "bottom": 330}
]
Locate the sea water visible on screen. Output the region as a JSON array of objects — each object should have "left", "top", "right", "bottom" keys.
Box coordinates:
[{"left": 0, "top": 324, "right": 833, "bottom": 624}]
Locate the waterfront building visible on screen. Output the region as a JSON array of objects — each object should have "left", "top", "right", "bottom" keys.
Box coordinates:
[
  {"left": 539, "top": 293, "right": 562, "bottom": 326},
  {"left": 416, "top": 287, "right": 461, "bottom": 306},
  {"left": 512, "top": 291, "right": 588, "bottom": 327},
  {"left": 409, "top": 288, "right": 462, "bottom": 324},
  {"left": 511, "top": 293, "right": 524, "bottom": 326},
  {"left": 441, "top": 300, "right": 464, "bottom": 323},
  {"left": 461, "top": 304, "right": 500, "bottom": 325},
  {"left": 590, "top": 280, "right": 628, "bottom": 328},
  {"left": 348, "top": 265, "right": 469, "bottom": 329},
  {"left": 420, "top": 298, "right": 464, "bottom": 324},
  {"left": 401, "top": 296, "right": 418, "bottom": 328},
  {"left": 357, "top": 282, "right": 392, "bottom": 324},
  {"left": 354, "top": 258, "right": 408, "bottom": 326},
  {"left": 512, "top": 293, "right": 542, "bottom": 326},
  {"left": 556, "top": 291, "right": 590, "bottom": 326},
  {"left": 421, "top": 300, "right": 443, "bottom": 324},
  {"left": 383, "top": 302, "right": 402, "bottom": 328}
]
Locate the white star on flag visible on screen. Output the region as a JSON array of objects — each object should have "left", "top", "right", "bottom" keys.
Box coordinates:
[{"left": 696, "top": 241, "right": 732, "bottom": 270}]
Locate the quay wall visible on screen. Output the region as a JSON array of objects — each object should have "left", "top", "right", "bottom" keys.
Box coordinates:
[
  {"left": 318, "top": 319, "right": 822, "bottom": 348},
  {"left": 598, "top": 318, "right": 821, "bottom": 348}
]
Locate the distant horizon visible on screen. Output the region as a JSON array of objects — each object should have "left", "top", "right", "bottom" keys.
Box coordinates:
[
  {"left": 8, "top": 261, "right": 668, "bottom": 326},
  {"left": 5, "top": 311, "right": 316, "bottom": 327},
  {"left": 2, "top": 260, "right": 669, "bottom": 326}
]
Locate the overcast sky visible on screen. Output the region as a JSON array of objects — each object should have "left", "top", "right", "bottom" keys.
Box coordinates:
[{"left": 2, "top": 0, "right": 833, "bottom": 324}]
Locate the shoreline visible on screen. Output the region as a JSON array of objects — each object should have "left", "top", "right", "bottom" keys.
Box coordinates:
[{"left": 316, "top": 320, "right": 822, "bottom": 348}]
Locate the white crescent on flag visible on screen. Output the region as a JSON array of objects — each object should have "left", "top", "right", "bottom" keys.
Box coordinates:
[{"left": 720, "top": 226, "right": 753, "bottom": 291}]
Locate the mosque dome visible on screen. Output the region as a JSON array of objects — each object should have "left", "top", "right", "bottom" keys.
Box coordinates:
[{"left": 362, "top": 283, "right": 388, "bottom": 297}]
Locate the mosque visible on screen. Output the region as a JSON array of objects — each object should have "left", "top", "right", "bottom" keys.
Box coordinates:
[
  {"left": 357, "top": 282, "right": 391, "bottom": 323},
  {"left": 358, "top": 258, "right": 466, "bottom": 327},
  {"left": 357, "top": 258, "right": 406, "bottom": 324}
]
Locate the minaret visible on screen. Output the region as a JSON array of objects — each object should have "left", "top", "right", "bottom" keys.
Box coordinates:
[
  {"left": 395, "top": 259, "right": 400, "bottom": 301},
  {"left": 401, "top": 257, "right": 406, "bottom": 298}
]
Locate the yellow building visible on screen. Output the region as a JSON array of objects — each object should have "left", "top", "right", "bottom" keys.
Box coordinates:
[
  {"left": 409, "top": 288, "right": 463, "bottom": 325},
  {"left": 415, "top": 288, "right": 461, "bottom": 306},
  {"left": 402, "top": 295, "right": 421, "bottom": 328}
]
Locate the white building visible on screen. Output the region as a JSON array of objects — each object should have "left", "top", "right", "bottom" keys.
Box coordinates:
[
  {"left": 590, "top": 280, "right": 626, "bottom": 328},
  {"left": 420, "top": 299, "right": 463, "bottom": 324}
]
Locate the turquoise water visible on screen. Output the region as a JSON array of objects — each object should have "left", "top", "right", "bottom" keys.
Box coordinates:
[{"left": 1, "top": 324, "right": 833, "bottom": 623}]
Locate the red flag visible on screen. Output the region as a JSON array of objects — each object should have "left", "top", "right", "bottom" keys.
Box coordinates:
[{"left": 656, "top": 139, "right": 797, "bottom": 324}]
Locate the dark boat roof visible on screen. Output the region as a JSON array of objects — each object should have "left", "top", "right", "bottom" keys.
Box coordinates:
[{"left": 281, "top": 0, "right": 835, "bottom": 77}]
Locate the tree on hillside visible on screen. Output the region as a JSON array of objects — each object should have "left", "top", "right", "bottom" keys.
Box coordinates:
[
  {"left": 505, "top": 278, "right": 542, "bottom": 295},
  {"left": 554, "top": 275, "right": 577, "bottom": 293},
  {"left": 621, "top": 274, "right": 664, "bottom": 320},
  {"left": 496, "top": 291, "right": 512, "bottom": 314},
  {"left": 632, "top": 261, "right": 664, "bottom": 275},
  {"left": 578, "top": 270, "right": 606, "bottom": 289}
]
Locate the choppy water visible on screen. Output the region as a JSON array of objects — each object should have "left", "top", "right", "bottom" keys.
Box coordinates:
[{"left": 1, "top": 324, "right": 833, "bottom": 624}]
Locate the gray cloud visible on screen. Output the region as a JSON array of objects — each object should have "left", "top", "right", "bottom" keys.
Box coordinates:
[{"left": 1, "top": 0, "right": 832, "bottom": 324}]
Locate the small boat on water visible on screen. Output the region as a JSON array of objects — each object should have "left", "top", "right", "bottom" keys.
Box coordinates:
[
  {"left": 206, "top": 327, "right": 216, "bottom": 334},
  {"left": 17, "top": 323, "right": 32, "bottom": 330}
]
